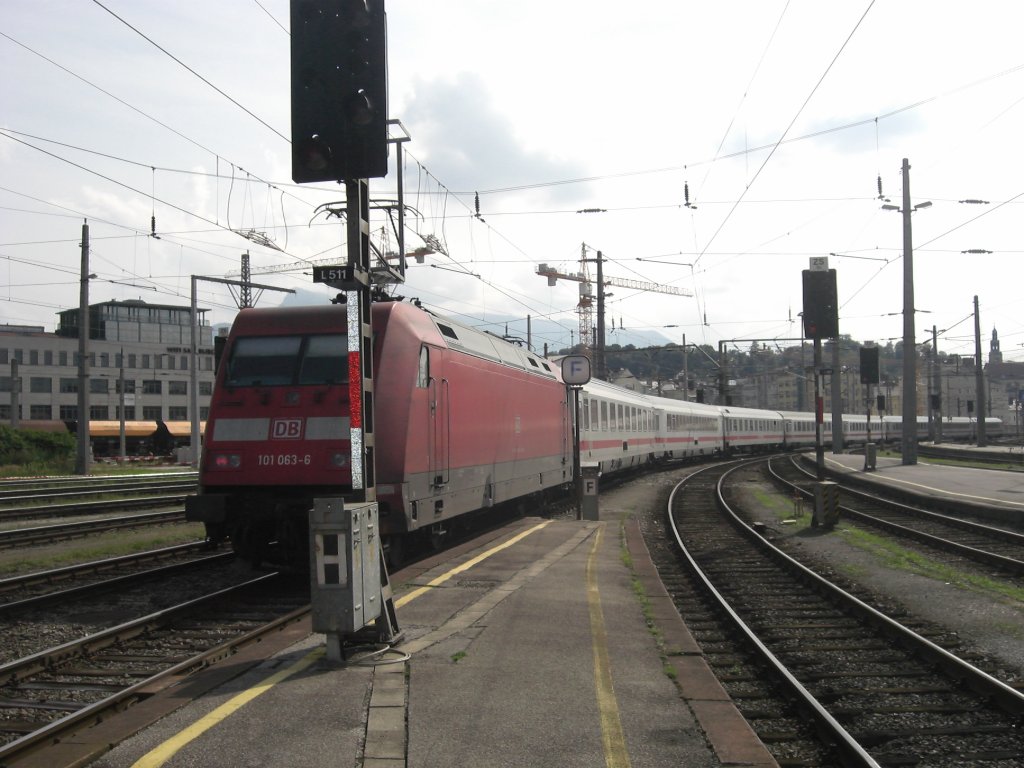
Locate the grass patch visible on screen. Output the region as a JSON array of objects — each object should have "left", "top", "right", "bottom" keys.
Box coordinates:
[
  {"left": 836, "top": 524, "right": 1024, "bottom": 604},
  {"left": 450, "top": 651, "right": 467, "bottom": 663},
  {"left": 0, "top": 523, "right": 205, "bottom": 576}
]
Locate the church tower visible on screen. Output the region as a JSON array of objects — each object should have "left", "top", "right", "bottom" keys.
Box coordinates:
[{"left": 990, "top": 327, "right": 1003, "bottom": 365}]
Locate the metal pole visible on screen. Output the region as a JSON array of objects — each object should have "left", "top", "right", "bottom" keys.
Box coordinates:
[
  {"left": 974, "top": 295, "right": 987, "bottom": 446},
  {"left": 830, "top": 339, "right": 843, "bottom": 452},
  {"left": 10, "top": 361, "right": 19, "bottom": 428},
  {"left": 719, "top": 341, "right": 727, "bottom": 405},
  {"left": 682, "top": 333, "right": 689, "bottom": 401},
  {"left": 190, "top": 276, "right": 201, "bottom": 467},
  {"left": 595, "top": 251, "right": 606, "bottom": 381},
  {"left": 900, "top": 158, "right": 918, "bottom": 465},
  {"left": 932, "top": 325, "right": 942, "bottom": 443},
  {"left": 814, "top": 337, "right": 824, "bottom": 480},
  {"left": 119, "top": 349, "right": 126, "bottom": 459},
  {"left": 571, "top": 385, "right": 582, "bottom": 520},
  {"left": 76, "top": 220, "right": 91, "bottom": 476}
]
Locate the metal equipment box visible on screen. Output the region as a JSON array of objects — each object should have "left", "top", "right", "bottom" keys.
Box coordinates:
[{"left": 309, "top": 498, "right": 382, "bottom": 634}]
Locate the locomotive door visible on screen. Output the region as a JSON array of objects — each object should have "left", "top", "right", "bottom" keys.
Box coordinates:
[{"left": 424, "top": 346, "right": 450, "bottom": 488}]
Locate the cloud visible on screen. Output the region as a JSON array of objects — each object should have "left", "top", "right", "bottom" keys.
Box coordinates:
[{"left": 401, "top": 72, "right": 590, "bottom": 201}]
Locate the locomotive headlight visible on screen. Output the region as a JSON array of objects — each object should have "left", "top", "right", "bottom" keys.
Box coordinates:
[
  {"left": 212, "top": 453, "right": 242, "bottom": 469},
  {"left": 330, "top": 452, "right": 349, "bottom": 468}
]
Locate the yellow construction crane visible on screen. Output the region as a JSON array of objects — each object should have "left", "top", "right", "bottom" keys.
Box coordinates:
[{"left": 537, "top": 245, "right": 691, "bottom": 374}]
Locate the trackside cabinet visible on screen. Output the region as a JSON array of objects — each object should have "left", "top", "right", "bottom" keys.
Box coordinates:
[
  {"left": 812, "top": 481, "right": 840, "bottom": 529},
  {"left": 309, "top": 499, "right": 382, "bottom": 637},
  {"left": 581, "top": 462, "right": 600, "bottom": 521}
]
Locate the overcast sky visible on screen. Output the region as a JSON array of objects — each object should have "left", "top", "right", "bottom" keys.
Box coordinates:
[{"left": 3, "top": 1, "right": 1023, "bottom": 362}]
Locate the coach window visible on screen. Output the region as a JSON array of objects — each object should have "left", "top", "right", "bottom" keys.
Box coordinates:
[{"left": 417, "top": 347, "right": 430, "bottom": 388}]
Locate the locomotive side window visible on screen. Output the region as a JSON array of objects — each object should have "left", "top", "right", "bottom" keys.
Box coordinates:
[
  {"left": 227, "top": 336, "right": 302, "bottom": 386},
  {"left": 417, "top": 347, "right": 429, "bottom": 388},
  {"left": 298, "top": 335, "right": 348, "bottom": 384}
]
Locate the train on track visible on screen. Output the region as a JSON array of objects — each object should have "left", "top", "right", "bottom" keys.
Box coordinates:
[{"left": 185, "top": 299, "right": 1003, "bottom": 564}]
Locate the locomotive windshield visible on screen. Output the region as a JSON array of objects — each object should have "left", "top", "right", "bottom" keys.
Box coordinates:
[{"left": 226, "top": 334, "right": 348, "bottom": 386}]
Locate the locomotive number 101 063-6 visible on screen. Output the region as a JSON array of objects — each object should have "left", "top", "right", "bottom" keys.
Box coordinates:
[{"left": 257, "top": 454, "right": 312, "bottom": 467}]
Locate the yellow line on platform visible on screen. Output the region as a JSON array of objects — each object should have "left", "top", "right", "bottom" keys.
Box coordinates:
[
  {"left": 394, "top": 520, "right": 552, "bottom": 609},
  {"left": 131, "top": 647, "right": 325, "bottom": 768},
  {"left": 130, "top": 519, "right": 551, "bottom": 767},
  {"left": 587, "top": 525, "right": 632, "bottom": 768}
]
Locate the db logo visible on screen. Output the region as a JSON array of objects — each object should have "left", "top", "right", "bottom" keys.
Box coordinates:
[{"left": 271, "top": 418, "right": 303, "bottom": 439}]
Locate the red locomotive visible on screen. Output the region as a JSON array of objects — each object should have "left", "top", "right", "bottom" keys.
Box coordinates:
[{"left": 186, "top": 300, "right": 572, "bottom": 563}]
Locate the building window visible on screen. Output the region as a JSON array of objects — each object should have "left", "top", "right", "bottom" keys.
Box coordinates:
[
  {"left": 122, "top": 406, "right": 136, "bottom": 420},
  {"left": 200, "top": 406, "right": 209, "bottom": 420},
  {"left": 180, "top": 355, "right": 188, "bottom": 370},
  {"left": 60, "top": 405, "right": 77, "bottom": 420},
  {"left": 142, "top": 354, "right": 151, "bottom": 369},
  {"left": 0, "top": 349, "right": 7, "bottom": 364},
  {"left": 0, "top": 377, "right": 12, "bottom": 392},
  {"left": 30, "top": 377, "right": 52, "bottom": 393},
  {"left": 142, "top": 380, "right": 162, "bottom": 395},
  {"left": 29, "top": 350, "right": 39, "bottom": 365},
  {"left": 44, "top": 350, "right": 53, "bottom": 365},
  {"left": 128, "top": 353, "right": 137, "bottom": 368},
  {"left": 30, "top": 404, "right": 52, "bottom": 420},
  {"left": 59, "top": 351, "right": 68, "bottom": 366},
  {"left": 0, "top": 405, "right": 9, "bottom": 419},
  {"left": 142, "top": 406, "right": 162, "bottom": 420},
  {"left": 100, "top": 352, "right": 110, "bottom": 368},
  {"left": 90, "top": 379, "right": 108, "bottom": 394},
  {"left": 13, "top": 350, "right": 23, "bottom": 363},
  {"left": 168, "top": 406, "right": 188, "bottom": 420},
  {"left": 90, "top": 405, "right": 109, "bottom": 420},
  {"left": 169, "top": 381, "right": 187, "bottom": 396},
  {"left": 60, "top": 378, "right": 78, "bottom": 394},
  {"left": 200, "top": 381, "right": 212, "bottom": 396}
]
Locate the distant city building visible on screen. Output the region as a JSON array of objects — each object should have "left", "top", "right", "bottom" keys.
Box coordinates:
[{"left": 0, "top": 299, "right": 216, "bottom": 429}]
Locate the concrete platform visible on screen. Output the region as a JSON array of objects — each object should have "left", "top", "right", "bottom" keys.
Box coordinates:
[
  {"left": 84, "top": 508, "right": 777, "bottom": 767},
  {"left": 821, "top": 448, "right": 1024, "bottom": 516}
]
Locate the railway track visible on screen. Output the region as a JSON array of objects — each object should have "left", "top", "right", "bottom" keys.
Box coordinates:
[
  {"left": 0, "top": 509, "right": 189, "bottom": 549},
  {"left": 0, "top": 474, "right": 195, "bottom": 525},
  {"left": 0, "top": 472, "right": 196, "bottom": 497},
  {"left": 0, "top": 570, "right": 309, "bottom": 765},
  {"left": 0, "top": 543, "right": 230, "bottom": 616},
  {"left": 769, "top": 455, "right": 1024, "bottom": 575},
  {"left": 650, "top": 457, "right": 1024, "bottom": 766}
]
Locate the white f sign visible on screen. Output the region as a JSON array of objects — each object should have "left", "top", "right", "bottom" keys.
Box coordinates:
[{"left": 561, "top": 355, "right": 592, "bottom": 385}]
